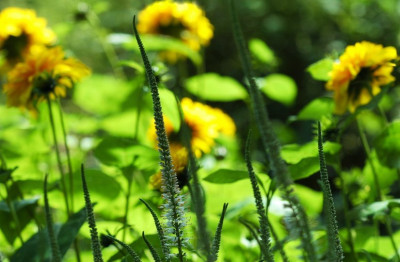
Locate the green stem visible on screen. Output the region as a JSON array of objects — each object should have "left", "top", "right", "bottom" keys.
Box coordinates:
[
  {"left": 385, "top": 216, "right": 400, "bottom": 261},
  {"left": 122, "top": 171, "right": 133, "bottom": 242},
  {"left": 56, "top": 99, "right": 74, "bottom": 213},
  {"left": 356, "top": 117, "right": 382, "bottom": 201},
  {"left": 338, "top": 173, "right": 358, "bottom": 261},
  {"left": 86, "top": 11, "right": 125, "bottom": 80},
  {"left": 46, "top": 97, "right": 70, "bottom": 216}
]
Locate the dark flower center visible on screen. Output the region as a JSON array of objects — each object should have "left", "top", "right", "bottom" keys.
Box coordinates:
[
  {"left": 1, "top": 33, "right": 29, "bottom": 60},
  {"left": 347, "top": 67, "right": 374, "bottom": 102},
  {"left": 158, "top": 23, "right": 185, "bottom": 39},
  {"left": 32, "top": 73, "right": 57, "bottom": 97}
]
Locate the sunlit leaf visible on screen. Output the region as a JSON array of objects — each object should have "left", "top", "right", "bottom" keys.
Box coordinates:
[
  {"left": 249, "top": 38, "right": 278, "bottom": 66},
  {"left": 350, "top": 199, "right": 400, "bottom": 222},
  {"left": 123, "top": 34, "right": 202, "bottom": 66},
  {"left": 72, "top": 169, "right": 122, "bottom": 200},
  {"left": 74, "top": 74, "right": 135, "bottom": 115},
  {"left": 374, "top": 121, "right": 400, "bottom": 169},
  {"left": 203, "top": 169, "right": 250, "bottom": 184},
  {"left": 296, "top": 97, "right": 334, "bottom": 120},
  {"left": 259, "top": 74, "right": 297, "bottom": 106},
  {"left": 185, "top": 73, "right": 248, "bottom": 101},
  {"left": 307, "top": 58, "right": 334, "bottom": 81}
]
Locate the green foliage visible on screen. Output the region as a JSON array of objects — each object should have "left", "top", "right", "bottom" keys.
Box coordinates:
[
  {"left": 259, "top": 74, "right": 297, "bottom": 106},
  {"left": 184, "top": 73, "right": 248, "bottom": 101},
  {"left": 374, "top": 120, "right": 400, "bottom": 169},
  {"left": 10, "top": 207, "right": 87, "bottom": 261},
  {"left": 307, "top": 58, "right": 334, "bottom": 81},
  {"left": 249, "top": 38, "right": 278, "bottom": 67}
]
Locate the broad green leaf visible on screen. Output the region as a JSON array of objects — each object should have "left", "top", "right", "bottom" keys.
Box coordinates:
[
  {"left": 249, "top": 38, "right": 278, "bottom": 66},
  {"left": 184, "top": 73, "right": 248, "bottom": 101},
  {"left": 281, "top": 141, "right": 341, "bottom": 164},
  {"left": 259, "top": 74, "right": 297, "bottom": 106},
  {"left": 203, "top": 169, "right": 249, "bottom": 184},
  {"left": 374, "top": 121, "right": 400, "bottom": 169},
  {"left": 123, "top": 34, "right": 202, "bottom": 66},
  {"left": 0, "top": 197, "right": 39, "bottom": 244},
  {"left": 307, "top": 58, "right": 334, "bottom": 81},
  {"left": 93, "top": 136, "right": 159, "bottom": 168},
  {"left": 364, "top": 150, "right": 398, "bottom": 191},
  {"left": 293, "top": 184, "right": 323, "bottom": 215},
  {"left": 72, "top": 169, "right": 122, "bottom": 200},
  {"left": 288, "top": 157, "right": 320, "bottom": 180},
  {"left": 74, "top": 74, "right": 135, "bottom": 115},
  {"left": 297, "top": 97, "right": 334, "bottom": 120},
  {"left": 10, "top": 207, "right": 87, "bottom": 261}
]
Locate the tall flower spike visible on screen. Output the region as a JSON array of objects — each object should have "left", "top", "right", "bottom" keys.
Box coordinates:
[
  {"left": 133, "top": 16, "right": 187, "bottom": 261},
  {"left": 229, "top": 1, "right": 317, "bottom": 260},
  {"left": 317, "top": 122, "right": 344, "bottom": 261}
]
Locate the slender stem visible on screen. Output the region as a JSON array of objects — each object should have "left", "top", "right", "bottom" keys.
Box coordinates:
[
  {"left": 356, "top": 117, "right": 382, "bottom": 201},
  {"left": 46, "top": 97, "right": 70, "bottom": 216},
  {"left": 56, "top": 99, "right": 74, "bottom": 213},
  {"left": 122, "top": 171, "right": 134, "bottom": 242},
  {"left": 338, "top": 173, "right": 358, "bottom": 261},
  {"left": 385, "top": 216, "right": 400, "bottom": 261},
  {"left": 86, "top": 11, "right": 126, "bottom": 80}
]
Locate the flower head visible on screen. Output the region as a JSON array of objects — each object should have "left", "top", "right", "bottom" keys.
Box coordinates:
[
  {"left": 326, "top": 41, "right": 397, "bottom": 114},
  {"left": 0, "top": 7, "right": 55, "bottom": 64},
  {"left": 148, "top": 97, "right": 236, "bottom": 157},
  {"left": 150, "top": 143, "right": 189, "bottom": 190},
  {"left": 137, "top": 0, "right": 213, "bottom": 62},
  {"left": 3, "top": 46, "right": 90, "bottom": 112}
]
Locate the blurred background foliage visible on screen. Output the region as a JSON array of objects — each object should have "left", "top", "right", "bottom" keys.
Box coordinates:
[{"left": 1, "top": 0, "right": 400, "bottom": 261}]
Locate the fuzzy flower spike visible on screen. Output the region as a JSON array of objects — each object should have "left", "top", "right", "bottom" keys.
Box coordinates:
[{"left": 326, "top": 41, "right": 397, "bottom": 114}]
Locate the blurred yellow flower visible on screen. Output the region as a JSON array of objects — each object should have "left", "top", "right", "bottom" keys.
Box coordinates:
[
  {"left": 148, "top": 97, "right": 236, "bottom": 157},
  {"left": 326, "top": 41, "right": 397, "bottom": 114},
  {"left": 0, "top": 7, "right": 55, "bottom": 64},
  {"left": 137, "top": 0, "right": 213, "bottom": 62},
  {"left": 3, "top": 46, "right": 90, "bottom": 112},
  {"left": 150, "top": 143, "right": 189, "bottom": 190}
]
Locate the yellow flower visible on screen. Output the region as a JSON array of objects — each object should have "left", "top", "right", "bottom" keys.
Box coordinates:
[
  {"left": 0, "top": 7, "right": 56, "bottom": 64},
  {"left": 150, "top": 143, "right": 189, "bottom": 190},
  {"left": 326, "top": 41, "right": 397, "bottom": 114},
  {"left": 3, "top": 46, "right": 90, "bottom": 112},
  {"left": 148, "top": 97, "right": 236, "bottom": 157},
  {"left": 137, "top": 0, "right": 213, "bottom": 62}
]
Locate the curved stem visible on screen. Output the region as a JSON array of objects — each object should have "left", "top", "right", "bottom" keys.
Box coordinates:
[
  {"left": 56, "top": 99, "right": 74, "bottom": 213},
  {"left": 46, "top": 98, "right": 70, "bottom": 216}
]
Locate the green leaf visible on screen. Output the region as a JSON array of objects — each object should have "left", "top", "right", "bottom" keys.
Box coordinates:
[
  {"left": 124, "top": 34, "right": 202, "bottom": 66},
  {"left": 297, "top": 97, "right": 334, "bottom": 120},
  {"left": 73, "top": 74, "right": 135, "bottom": 115},
  {"left": 259, "top": 74, "right": 297, "bottom": 106},
  {"left": 10, "top": 207, "right": 87, "bottom": 262},
  {"left": 281, "top": 141, "right": 341, "bottom": 164},
  {"left": 93, "top": 136, "right": 159, "bottom": 169},
  {"left": 350, "top": 199, "right": 400, "bottom": 222},
  {"left": 288, "top": 157, "right": 320, "bottom": 180},
  {"left": 374, "top": 120, "right": 400, "bottom": 169},
  {"left": 0, "top": 197, "right": 39, "bottom": 244},
  {"left": 293, "top": 184, "right": 323, "bottom": 215},
  {"left": 307, "top": 58, "right": 334, "bottom": 81},
  {"left": 184, "top": 73, "right": 248, "bottom": 101},
  {"left": 248, "top": 38, "right": 278, "bottom": 66},
  {"left": 72, "top": 169, "right": 122, "bottom": 200},
  {"left": 203, "top": 169, "right": 250, "bottom": 184}
]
